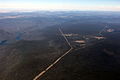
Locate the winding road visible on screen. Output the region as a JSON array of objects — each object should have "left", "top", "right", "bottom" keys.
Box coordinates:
[{"left": 33, "top": 27, "right": 73, "bottom": 80}]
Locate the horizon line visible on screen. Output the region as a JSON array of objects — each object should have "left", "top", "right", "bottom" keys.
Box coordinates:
[{"left": 0, "top": 9, "right": 120, "bottom": 13}]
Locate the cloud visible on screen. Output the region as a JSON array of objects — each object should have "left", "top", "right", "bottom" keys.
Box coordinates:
[{"left": 0, "top": 2, "right": 120, "bottom": 11}]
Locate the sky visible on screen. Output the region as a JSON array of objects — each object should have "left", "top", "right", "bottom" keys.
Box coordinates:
[{"left": 0, "top": 0, "right": 120, "bottom": 11}]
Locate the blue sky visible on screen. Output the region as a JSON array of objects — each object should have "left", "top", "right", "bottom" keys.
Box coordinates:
[{"left": 0, "top": 0, "right": 120, "bottom": 11}]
